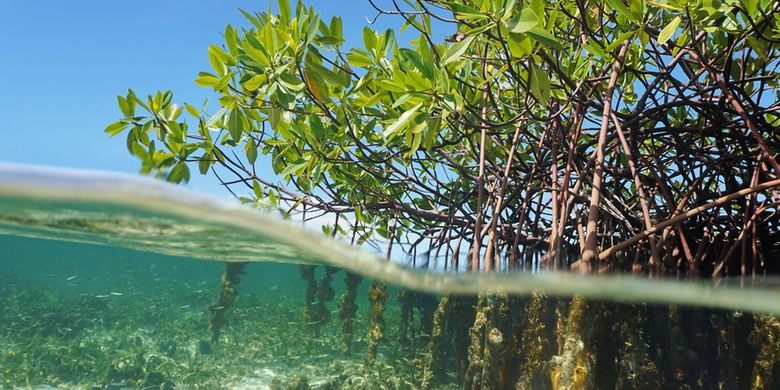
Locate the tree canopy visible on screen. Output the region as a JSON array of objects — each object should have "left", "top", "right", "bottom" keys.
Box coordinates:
[{"left": 107, "top": 0, "right": 780, "bottom": 276}]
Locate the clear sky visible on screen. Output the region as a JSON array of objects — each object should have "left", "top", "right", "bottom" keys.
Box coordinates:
[{"left": 0, "top": 1, "right": 417, "bottom": 197}]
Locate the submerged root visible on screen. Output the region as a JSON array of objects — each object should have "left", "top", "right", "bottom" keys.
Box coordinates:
[
  {"left": 710, "top": 310, "right": 755, "bottom": 389},
  {"left": 615, "top": 304, "right": 660, "bottom": 389},
  {"left": 748, "top": 314, "right": 780, "bottom": 390},
  {"left": 515, "top": 293, "right": 555, "bottom": 390},
  {"left": 337, "top": 271, "right": 362, "bottom": 354},
  {"left": 398, "top": 289, "right": 413, "bottom": 347},
  {"left": 365, "top": 280, "right": 388, "bottom": 369},
  {"left": 451, "top": 296, "right": 477, "bottom": 382},
  {"left": 208, "top": 262, "right": 247, "bottom": 344},
  {"left": 300, "top": 265, "right": 317, "bottom": 325},
  {"left": 550, "top": 295, "right": 591, "bottom": 390},
  {"left": 463, "top": 293, "right": 511, "bottom": 390},
  {"left": 299, "top": 265, "right": 338, "bottom": 336},
  {"left": 464, "top": 293, "right": 489, "bottom": 390},
  {"left": 420, "top": 295, "right": 451, "bottom": 389},
  {"left": 590, "top": 301, "right": 619, "bottom": 389},
  {"left": 315, "top": 266, "right": 338, "bottom": 323},
  {"left": 398, "top": 290, "right": 439, "bottom": 349}
]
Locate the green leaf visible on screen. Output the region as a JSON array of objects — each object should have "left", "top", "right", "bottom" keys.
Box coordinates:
[
  {"left": 408, "top": 132, "right": 422, "bottom": 157},
  {"left": 252, "top": 180, "right": 263, "bottom": 198},
  {"left": 195, "top": 72, "right": 220, "bottom": 87},
  {"left": 305, "top": 13, "right": 321, "bottom": 43},
  {"left": 277, "top": 0, "right": 291, "bottom": 23},
  {"left": 184, "top": 103, "right": 200, "bottom": 117},
  {"left": 244, "top": 74, "right": 267, "bottom": 90},
  {"left": 529, "top": 63, "right": 551, "bottom": 103},
  {"left": 741, "top": 0, "right": 758, "bottom": 16},
  {"left": 507, "top": 8, "right": 539, "bottom": 33},
  {"left": 628, "top": 0, "right": 644, "bottom": 22},
  {"left": 278, "top": 72, "right": 305, "bottom": 92},
  {"left": 104, "top": 121, "right": 129, "bottom": 137},
  {"left": 198, "top": 156, "right": 211, "bottom": 174},
  {"left": 224, "top": 25, "right": 239, "bottom": 56},
  {"left": 245, "top": 138, "right": 258, "bottom": 164},
  {"left": 606, "top": 0, "right": 636, "bottom": 22},
  {"left": 657, "top": 16, "right": 681, "bottom": 45},
  {"left": 508, "top": 33, "right": 533, "bottom": 57},
  {"left": 441, "top": 35, "right": 475, "bottom": 65},
  {"left": 503, "top": 0, "right": 518, "bottom": 20},
  {"left": 363, "top": 27, "right": 377, "bottom": 52},
  {"left": 606, "top": 30, "right": 636, "bottom": 52},
  {"left": 446, "top": 3, "right": 487, "bottom": 20},
  {"left": 117, "top": 96, "right": 133, "bottom": 117},
  {"left": 240, "top": 9, "right": 263, "bottom": 29},
  {"left": 384, "top": 103, "right": 422, "bottom": 139},
  {"left": 347, "top": 52, "right": 373, "bottom": 67},
  {"left": 242, "top": 40, "right": 270, "bottom": 67},
  {"left": 280, "top": 158, "right": 308, "bottom": 178},
  {"left": 227, "top": 109, "right": 244, "bottom": 141},
  {"left": 583, "top": 39, "right": 606, "bottom": 57},
  {"left": 400, "top": 48, "right": 433, "bottom": 79},
  {"left": 526, "top": 27, "right": 563, "bottom": 49},
  {"left": 167, "top": 161, "right": 190, "bottom": 183}
]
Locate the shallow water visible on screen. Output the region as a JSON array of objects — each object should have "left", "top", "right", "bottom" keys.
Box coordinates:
[{"left": 1, "top": 163, "right": 780, "bottom": 389}]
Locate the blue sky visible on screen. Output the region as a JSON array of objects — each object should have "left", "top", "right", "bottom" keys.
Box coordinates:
[{"left": 0, "top": 1, "right": 417, "bottom": 197}]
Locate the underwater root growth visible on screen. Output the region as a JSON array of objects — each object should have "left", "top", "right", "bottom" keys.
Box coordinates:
[
  {"left": 515, "top": 294, "right": 555, "bottom": 389},
  {"left": 300, "top": 265, "right": 338, "bottom": 336},
  {"left": 365, "top": 280, "right": 388, "bottom": 369},
  {"left": 748, "top": 314, "right": 780, "bottom": 390},
  {"left": 550, "top": 295, "right": 591, "bottom": 390},
  {"left": 464, "top": 293, "right": 511, "bottom": 390},
  {"left": 208, "top": 261, "right": 247, "bottom": 344},
  {"left": 421, "top": 295, "right": 451, "bottom": 390},
  {"left": 337, "top": 271, "right": 362, "bottom": 354}
]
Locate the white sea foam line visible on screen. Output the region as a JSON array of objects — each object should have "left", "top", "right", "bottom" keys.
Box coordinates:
[{"left": 1, "top": 162, "right": 779, "bottom": 315}]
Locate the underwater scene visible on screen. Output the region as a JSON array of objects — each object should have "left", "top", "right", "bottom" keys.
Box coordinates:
[{"left": 2, "top": 165, "right": 780, "bottom": 390}]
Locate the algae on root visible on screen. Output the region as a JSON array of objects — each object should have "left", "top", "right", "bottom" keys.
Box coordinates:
[
  {"left": 463, "top": 293, "right": 512, "bottom": 390},
  {"left": 515, "top": 294, "right": 556, "bottom": 390},
  {"left": 748, "top": 314, "right": 780, "bottom": 390},
  {"left": 398, "top": 289, "right": 438, "bottom": 348},
  {"left": 299, "top": 265, "right": 338, "bottom": 336},
  {"left": 550, "top": 295, "right": 591, "bottom": 390},
  {"left": 208, "top": 262, "right": 247, "bottom": 343},
  {"left": 420, "top": 295, "right": 451, "bottom": 389},
  {"left": 365, "top": 280, "right": 388, "bottom": 369},
  {"left": 338, "top": 271, "right": 362, "bottom": 354},
  {"left": 300, "top": 265, "right": 317, "bottom": 324}
]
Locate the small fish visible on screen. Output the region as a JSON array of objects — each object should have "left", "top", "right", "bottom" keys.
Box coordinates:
[
  {"left": 109, "top": 292, "right": 123, "bottom": 296},
  {"left": 66, "top": 275, "right": 78, "bottom": 281},
  {"left": 95, "top": 294, "right": 110, "bottom": 298},
  {"left": 268, "top": 285, "right": 278, "bottom": 291},
  {"left": 179, "top": 305, "right": 191, "bottom": 309}
]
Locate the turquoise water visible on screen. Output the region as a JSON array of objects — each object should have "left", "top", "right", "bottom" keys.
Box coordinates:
[{"left": 1, "top": 164, "right": 780, "bottom": 389}]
